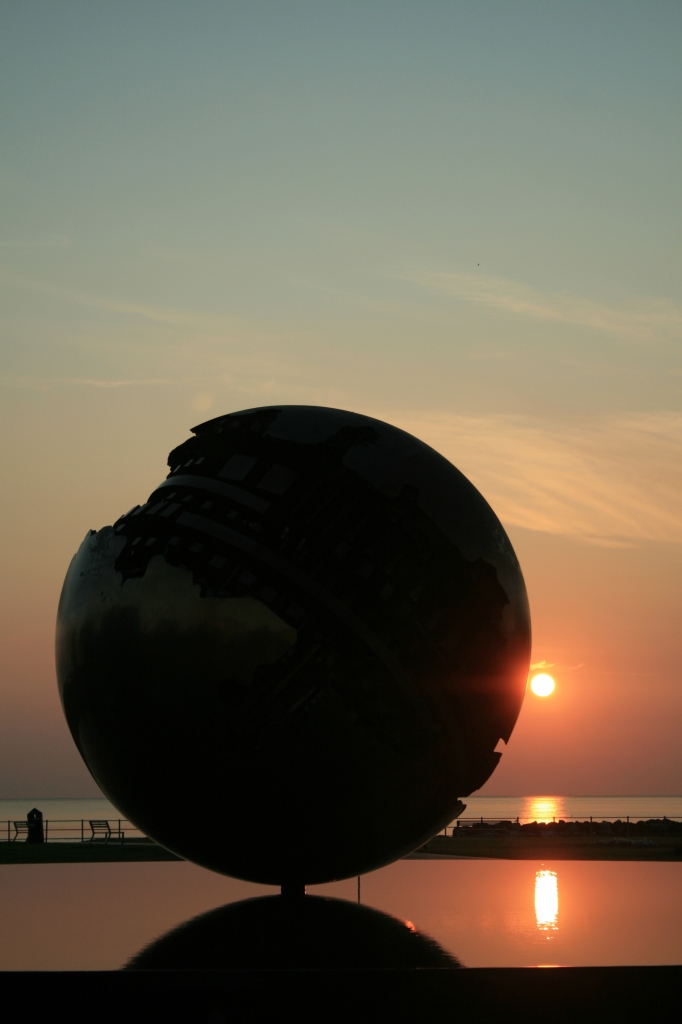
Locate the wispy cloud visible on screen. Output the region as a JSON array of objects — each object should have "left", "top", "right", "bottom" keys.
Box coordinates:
[
  {"left": 0, "top": 236, "right": 70, "bottom": 249},
  {"left": 382, "top": 410, "right": 682, "bottom": 545},
  {"left": 0, "top": 375, "right": 177, "bottom": 390},
  {"left": 415, "top": 271, "right": 682, "bottom": 342},
  {"left": 530, "top": 659, "right": 584, "bottom": 673},
  {"left": 0, "top": 268, "right": 288, "bottom": 343}
]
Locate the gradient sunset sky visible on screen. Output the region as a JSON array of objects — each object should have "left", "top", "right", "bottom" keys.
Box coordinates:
[{"left": 1, "top": 1, "right": 680, "bottom": 797}]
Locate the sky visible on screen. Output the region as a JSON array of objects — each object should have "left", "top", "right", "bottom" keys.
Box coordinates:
[{"left": 1, "top": 0, "right": 681, "bottom": 797}]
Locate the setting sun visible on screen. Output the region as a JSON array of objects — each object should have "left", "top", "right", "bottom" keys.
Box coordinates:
[{"left": 530, "top": 673, "right": 556, "bottom": 697}]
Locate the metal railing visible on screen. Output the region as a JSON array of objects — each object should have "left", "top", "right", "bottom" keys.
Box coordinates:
[
  {"left": 4, "top": 814, "right": 681, "bottom": 844},
  {"left": 0, "top": 818, "right": 146, "bottom": 843}
]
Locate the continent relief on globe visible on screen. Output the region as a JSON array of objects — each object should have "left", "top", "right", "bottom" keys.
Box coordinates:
[{"left": 56, "top": 406, "right": 531, "bottom": 886}]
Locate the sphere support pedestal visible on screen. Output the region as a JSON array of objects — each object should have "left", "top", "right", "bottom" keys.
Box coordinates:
[{"left": 280, "top": 882, "right": 306, "bottom": 899}]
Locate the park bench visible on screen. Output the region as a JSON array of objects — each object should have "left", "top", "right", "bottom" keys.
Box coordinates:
[
  {"left": 11, "top": 822, "right": 28, "bottom": 842},
  {"left": 88, "top": 820, "right": 124, "bottom": 845}
]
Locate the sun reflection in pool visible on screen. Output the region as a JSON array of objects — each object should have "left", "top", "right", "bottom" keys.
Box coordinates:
[{"left": 535, "top": 870, "right": 559, "bottom": 934}]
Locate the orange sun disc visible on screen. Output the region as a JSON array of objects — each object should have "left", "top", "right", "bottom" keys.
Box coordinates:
[{"left": 530, "top": 673, "right": 555, "bottom": 697}]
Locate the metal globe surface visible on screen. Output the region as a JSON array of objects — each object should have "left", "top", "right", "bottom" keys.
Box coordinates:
[{"left": 56, "top": 406, "right": 531, "bottom": 885}]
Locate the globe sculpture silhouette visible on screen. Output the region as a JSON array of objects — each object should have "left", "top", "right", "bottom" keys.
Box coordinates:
[{"left": 56, "top": 406, "right": 531, "bottom": 885}]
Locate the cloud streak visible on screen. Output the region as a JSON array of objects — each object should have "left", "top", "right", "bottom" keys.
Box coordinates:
[
  {"left": 383, "top": 410, "right": 682, "bottom": 545},
  {"left": 0, "top": 375, "right": 177, "bottom": 390},
  {"left": 416, "top": 271, "right": 682, "bottom": 342},
  {"left": 0, "top": 267, "right": 288, "bottom": 343},
  {"left": 0, "top": 236, "right": 70, "bottom": 249}
]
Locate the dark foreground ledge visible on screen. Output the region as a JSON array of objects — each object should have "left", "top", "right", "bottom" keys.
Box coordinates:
[{"left": 1, "top": 966, "right": 680, "bottom": 1023}]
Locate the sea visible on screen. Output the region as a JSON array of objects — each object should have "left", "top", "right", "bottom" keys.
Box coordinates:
[{"left": 1, "top": 794, "right": 681, "bottom": 829}]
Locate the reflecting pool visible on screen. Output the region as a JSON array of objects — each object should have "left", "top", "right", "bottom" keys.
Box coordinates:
[{"left": 1, "top": 858, "right": 681, "bottom": 970}]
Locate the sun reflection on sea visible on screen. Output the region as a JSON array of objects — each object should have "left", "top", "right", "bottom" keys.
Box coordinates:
[
  {"left": 522, "top": 796, "right": 566, "bottom": 823},
  {"left": 535, "top": 870, "right": 559, "bottom": 934}
]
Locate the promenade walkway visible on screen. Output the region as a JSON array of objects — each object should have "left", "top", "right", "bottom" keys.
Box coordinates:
[
  {"left": 0, "top": 817, "right": 181, "bottom": 862},
  {"left": 2, "top": 815, "right": 681, "bottom": 863}
]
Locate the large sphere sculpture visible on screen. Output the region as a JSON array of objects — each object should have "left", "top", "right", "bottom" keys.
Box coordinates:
[{"left": 56, "top": 406, "right": 531, "bottom": 885}]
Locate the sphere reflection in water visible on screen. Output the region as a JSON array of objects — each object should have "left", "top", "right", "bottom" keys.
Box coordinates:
[
  {"left": 126, "top": 896, "right": 461, "bottom": 970},
  {"left": 535, "top": 870, "right": 559, "bottom": 933}
]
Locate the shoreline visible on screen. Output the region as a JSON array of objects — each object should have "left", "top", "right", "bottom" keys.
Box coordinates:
[
  {"left": 416, "top": 833, "right": 682, "bottom": 861},
  {"left": 0, "top": 840, "right": 181, "bottom": 864},
  {"left": 2, "top": 834, "right": 682, "bottom": 864}
]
